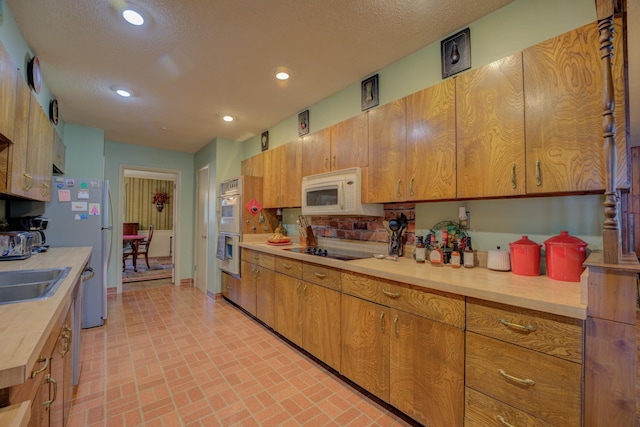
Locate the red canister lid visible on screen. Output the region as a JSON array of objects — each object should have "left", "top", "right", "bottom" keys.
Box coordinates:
[
  {"left": 544, "top": 231, "right": 587, "bottom": 247},
  {"left": 509, "top": 236, "right": 541, "bottom": 248}
]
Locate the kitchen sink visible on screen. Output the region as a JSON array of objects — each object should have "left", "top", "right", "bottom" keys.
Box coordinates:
[{"left": 0, "top": 267, "right": 71, "bottom": 305}]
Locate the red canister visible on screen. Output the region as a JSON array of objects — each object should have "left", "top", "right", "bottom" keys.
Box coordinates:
[
  {"left": 544, "top": 231, "right": 588, "bottom": 282},
  {"left": 509, "top": 236, "right": 541, "bottom": 276}
]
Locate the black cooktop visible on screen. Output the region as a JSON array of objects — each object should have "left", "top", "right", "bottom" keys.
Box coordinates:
[{"left": 286, "top": 246, "right": 373, "bottom": 261}]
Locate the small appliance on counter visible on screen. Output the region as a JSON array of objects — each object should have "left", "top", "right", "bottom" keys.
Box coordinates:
[
  {"left": 7, "top": 216, "right": 49, "bottom": 253},
  {"left": 487, "top": 246, "right": 511, "bottom": 271},
  {"left": 0, "top": 231, "right": 33, "bottom": 260}
]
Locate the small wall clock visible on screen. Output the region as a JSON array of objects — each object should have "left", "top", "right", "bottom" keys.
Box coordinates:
[
  {"left": 27, "top": 56, "right": 42, "bottom": 94},
  {"left": 49, "top": 98, "right": 59, "bottom": 125}
]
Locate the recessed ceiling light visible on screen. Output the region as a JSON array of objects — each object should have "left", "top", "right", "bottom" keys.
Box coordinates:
[
  {"left": 223, "top": 115, "right": 234, "bottom": 122},
  {"left": 122, "top": 9, "right": 145, "bottom": 26},
  {"left": 275, "top": 70, "right": 290, "bottom": 80},
  {"left": 116, "top": 88, "right": 131, "bottom": 97}
]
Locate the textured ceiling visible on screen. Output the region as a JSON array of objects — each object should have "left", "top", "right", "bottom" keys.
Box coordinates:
[{"left": 6, "top": 0, "right": 514, "bottom": 153}]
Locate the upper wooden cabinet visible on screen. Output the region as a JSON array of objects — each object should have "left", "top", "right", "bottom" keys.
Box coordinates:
[
  {"left": 263, "top": 141, "right": 302, "bottom": 208},
  {"left": 301, "top": 114, "right": 368, "bottom": 177},
  {"left": 301, "top": 128, "right": 330, "bottom": 176},
  {"left": 456, "top": 53, "right": 526, "bottom": 199},
  {"left": 241, "top": 152, "right": 264, "bottom": 177},
  {"left": 0, "top": 43, "right": 17, "bottom": 142},
  {"left": 26, "top": 94, "right": 54, "bottom": 201},
  {"left": 367, "top": 99, "right": 407, "bottom": 203},
  {"left": 523, "top": 19, "right": 628, "bottom": 193},
  {"left": 406, "top": 79, "right": 457, "bottom": 201}
]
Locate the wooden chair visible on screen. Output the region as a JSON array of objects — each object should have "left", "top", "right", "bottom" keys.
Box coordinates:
[{"left": 123, "top": 225, "right": 155, "bottom": 271}]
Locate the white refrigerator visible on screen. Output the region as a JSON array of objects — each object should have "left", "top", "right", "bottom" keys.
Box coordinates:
[{"left": 44, "top": 177, "right": 112, "bottom": 328}]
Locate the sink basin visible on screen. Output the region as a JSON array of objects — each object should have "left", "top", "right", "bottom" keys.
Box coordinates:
[{"left": 0, "top": 267, "right": 71, "bottom": 305}]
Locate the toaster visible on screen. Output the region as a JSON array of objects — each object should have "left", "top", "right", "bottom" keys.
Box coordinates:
[{"left": 0, "top": 231, "right": 33, "bottom": 260}]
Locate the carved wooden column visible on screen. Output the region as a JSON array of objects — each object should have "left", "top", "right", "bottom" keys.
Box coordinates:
[{"left": 597, "top": 0, "right": 621, "bottom": 264}]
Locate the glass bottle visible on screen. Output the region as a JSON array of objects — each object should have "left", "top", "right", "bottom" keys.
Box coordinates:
[
  {"left": 451, "top": 242, "right": 461, "bottom": 268},
  {"left": 415, "top": 236, "right": 426, "bottom": 263},
  {"left": 429, "top": 241, "right": 443, "bottom": 266},
  {"left": 463, "top": 236, "right": 474, "bottom": 268}
]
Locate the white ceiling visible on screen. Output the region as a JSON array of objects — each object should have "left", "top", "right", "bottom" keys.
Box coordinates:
[{"left": 5, "top": 0, "right": 515, "bottom": 154}]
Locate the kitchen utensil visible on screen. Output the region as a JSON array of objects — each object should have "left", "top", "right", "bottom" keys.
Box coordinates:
[
  {"left": 509, "top": 236, "right": 541, "bottom": 276},
  {"left": 383, "top": 220, "right": 392, "bottom": 236},
  {"left": 544, "top": 231, "right": 587, "bottom": 282},
  {"left": 487, "top": 246, "right": 511, "bottom": 271}
]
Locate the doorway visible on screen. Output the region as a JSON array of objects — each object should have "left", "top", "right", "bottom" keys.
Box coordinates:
[
  {"left": 117, "top": 166, "right": 180, "bottom": 294},
  {"left": 195, "top": 166, "right": 209, "bottom": 294}
]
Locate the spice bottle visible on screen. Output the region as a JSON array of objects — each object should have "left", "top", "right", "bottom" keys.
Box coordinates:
[
  {"left": 429, "top": 241, "right": 443, "bottom": 266},
  {"left": 415, "top": 236, "right": 426, "bottom": 263},
  {"left": 463, "top": 237, "right": 474, "bottom": 268},
  {"left": 451, "top": 242, "right": 461, "bottom": 268}
]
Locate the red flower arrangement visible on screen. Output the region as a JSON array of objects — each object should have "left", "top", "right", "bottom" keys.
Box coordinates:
[{"left": 152, "top": 190, "right": 170, "bottom": 205}]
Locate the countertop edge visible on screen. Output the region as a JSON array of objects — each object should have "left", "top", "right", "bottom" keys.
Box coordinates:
[
  {"left": 0, "top": 400, "right": 31, "bottom": 427},
  {"left": 239, "top": 241, "right": 587, "bottom": 320}
]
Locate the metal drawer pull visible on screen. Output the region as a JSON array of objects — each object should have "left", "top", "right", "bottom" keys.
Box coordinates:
[
  {"left": 510, "top": 163, "right": 516, "bottom": 189},
  {"left": 499, "top": 318, "right": 536, "bottom": 333},
  {"left": 396, "top": 179, "right": 401, "bottom": 198},
  {"left": 382, "top": 289, "right": 401, "bottom": 298},
  {"left": 498, "top": 369, "right": 535, "bottom": 386},
  {"left": 82, "top": 266, "right": 95, "bottom": 282},
  {"left": 535, "top": 159, "right": 542, "bottom": 186},
  {"left": 43, "top": 374, "right": 57, "bottom": 409},
  {"left": 496, "top": 415, "right": 515, "bottom": 427},
  {"left": 313, "top": 272, "right": 326, "bottom": 279},
  {"left": 394, "top": 315, "right": 399, "bottom": 337},
  {"left": 31, "top": 357, "right": 50, "bottom": 378},
  {"left": 379, "top": 312, "right": 385, "bottom": 332}
]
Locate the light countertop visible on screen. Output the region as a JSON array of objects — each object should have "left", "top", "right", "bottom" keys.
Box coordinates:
[
  {"left": 240, "top": 239, "right": 587, "bottom": 320},
  {"left": 0, "top": 247, "right": 92, "bottom": 390}
]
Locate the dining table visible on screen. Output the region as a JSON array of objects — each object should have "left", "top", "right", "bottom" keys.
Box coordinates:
[{"left": 123, "top": 234, "right": 146, "bottom": 272}]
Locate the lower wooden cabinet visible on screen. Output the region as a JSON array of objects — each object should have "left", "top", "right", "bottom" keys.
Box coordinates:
[
  {"left": 274, "top": 270, "right": 341, "bottom": 371},
  {"left": 340, "top": 293, "right": 464, "bottom": 427}
]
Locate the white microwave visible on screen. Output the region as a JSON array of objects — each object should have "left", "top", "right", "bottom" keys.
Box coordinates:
[{"left": 301, "top": 167, "right": 383, "bottom": 216}]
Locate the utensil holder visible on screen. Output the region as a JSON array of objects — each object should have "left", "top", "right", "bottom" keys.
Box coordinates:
[
  {"left": 388, "top": 235, "right": 404, "bottom": 257},
  {"left": 304, "top": 226, "right": 317, "bottom": 247}
]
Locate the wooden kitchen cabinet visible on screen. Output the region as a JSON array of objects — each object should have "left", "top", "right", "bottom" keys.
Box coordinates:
[
  {"left": 301, "top": 128, "right": 331, "bottom": 177},
  {"left": 367, "top": 99, "right": 407, "bottom": 203},
  {"left": 263, "top": 141, "right": 302, "bottom": 208},
  {"left": 238, "top": 260, "right": 258, "bottom": 316},
  {"left": 26, "top": 94, "right": 54, "bottom": 201},
  {"left": 6, "top": 300, "right": 73, "bottom": 427},
  {"left": 242, "top": 249, "right": 275, "bottom": 326},
  {"left": 456, "top": 53, "right": 526, "bottom": 198},
  {"left": 241, "top": 152, "right": 264, "bottom": 177},
  {"left": 301, "top": 115, "right": 369, "bottom": 177},
  {"left": 274, "top": 260, "right": 341, "bottom": 370},
  {"left": 221, "top": 271, "right": 241, "bottom": 307},
  {"left": 406, "top": 78, "right": 457, "bottom": 201},
  {"left": 341, "top": 271, "right": 464, "bottom": 426},
  {"left": 465, "top": 298, "right": 584, "bottom": 426},
  {"left": 523, "top": 19, "right": 628, "bottom": 193},
  {"left": 0, "top": 42, "right": 17, "bottom": 142}
]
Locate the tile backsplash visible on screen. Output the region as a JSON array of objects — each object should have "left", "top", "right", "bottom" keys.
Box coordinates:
[{"left": 309, "top": 203, "right": 416, "bottom": 245}]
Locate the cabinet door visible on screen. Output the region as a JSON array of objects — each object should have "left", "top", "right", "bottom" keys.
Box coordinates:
[
  {"left": 239, "top": 261, "right": 257, "bottom": 315},
  {"left": 241, "top": 153, "right": 264, "bottom": 177},
  {"left": 302, "top": 282, "right": 341, "bottom": 371},
  {"left": 406, "top": 79, "right": 456, "bottom": 201},
  {"left": 6, "top": 73, "right": 31, "bottom": 197},
  {"left": 390, "top": 309, "right": 464, "bottom": 427},
  {"left": 262, "top": 148, "right": 280, "bottom": 208},
  {"left": 524, "top": 20, "right": 628, "bottom": 193},
  {"left": 340, "top": 294, "right": 389, "bottom": 402},
  {"left": 26, "top": 94, "right": 53, "bottom": 201},
  {"left": 50, "top": 308, "right": 72, "bottom": 427},
  {"left": 456, "top": 53, "right": 525, "bottom": 198},
  {"left": 274, "top": 272, "right": 303, "bottom": 346},
  {"left": 301, "top": 128, "right": 331, "bottom": 177},
  {"left": 256, "top": 267, "right": 275, "bottom": 327},
  {"left": 0, "top": 43, "right": 17, "bottom": 142},
  {"left": 331, "top": 114, "right": 368, "bottom": 171},
  {"left": 280, "top": 141, "right": 302, "bottom": 207},
  {"left": 222, "top": 271, "right": 240, "bottom": 305},
  {"left": 367, "top": 99, "right": 407, "bottom": 202}
]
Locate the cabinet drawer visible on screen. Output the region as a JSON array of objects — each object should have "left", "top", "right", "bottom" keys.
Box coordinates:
[
  {"left": 242, "top": 249, "right": 274, "bottom": 270},
  {"left": 274, "top": 256, "right": 302, "bottom": 278},
  {"left": 341, "top": 271, "right": 465, "bottom": 328},
  {"left": 466, "top": 298, "right": 583, "bottom": 363},
  {"left": 465, "top": 387, "right": 554, "bottom": 427},
  {"left": 302, "top": 263, "right": 340, "bottom": 290},
  {"left": 466, "top": 332, "right": 581, "bottom": 426}
]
